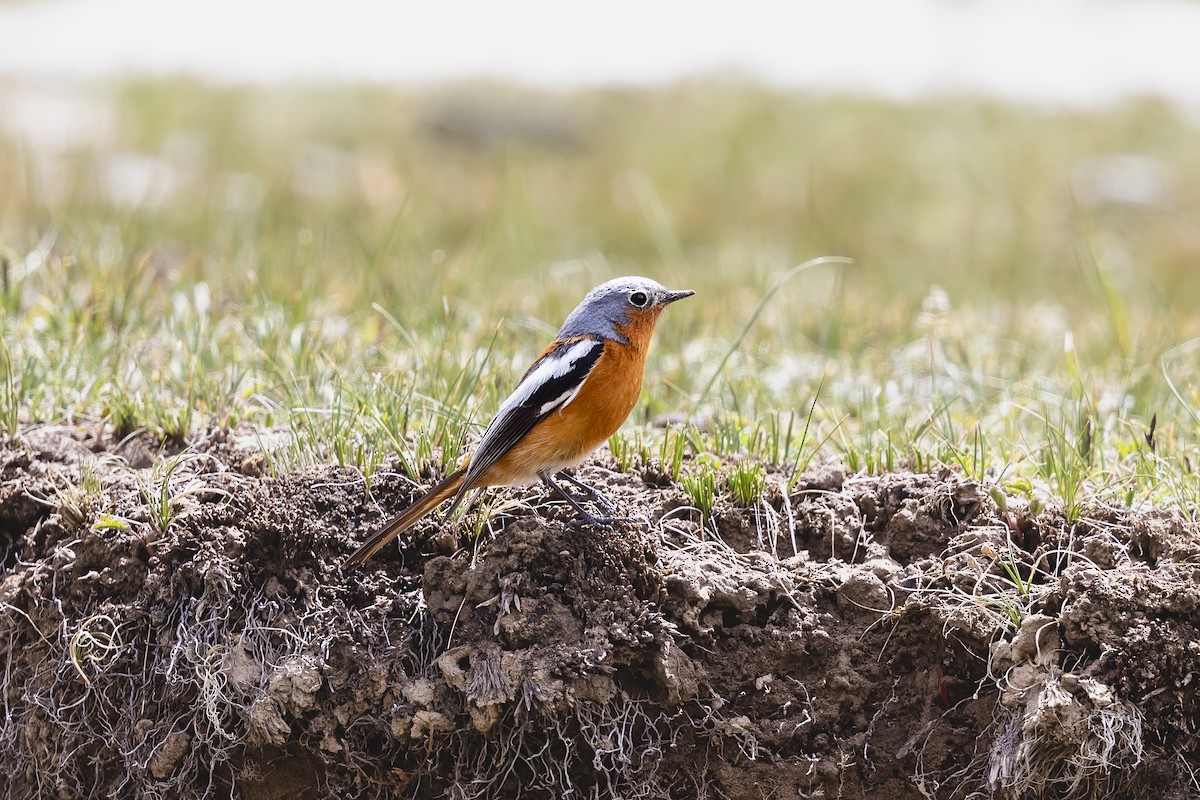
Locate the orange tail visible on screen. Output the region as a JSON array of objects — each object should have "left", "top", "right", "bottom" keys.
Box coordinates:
[{"left": 345, "top": 468, "right": 468, "bottom": 568}]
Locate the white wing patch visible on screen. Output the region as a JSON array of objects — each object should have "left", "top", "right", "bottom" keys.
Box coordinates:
[
  {"left": 495, "top": 338, "right": 600, "bottom": 419},
  {"left": 537, "top": 381, "right": 585, "bottom": 416},
  {"left": 459, "top": 336, "right": 603, "bottom": 491}
]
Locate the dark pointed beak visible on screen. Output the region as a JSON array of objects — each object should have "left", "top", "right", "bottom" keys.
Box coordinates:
[{"left": 662, "top": 289, "right": 695, "bottom": 305}]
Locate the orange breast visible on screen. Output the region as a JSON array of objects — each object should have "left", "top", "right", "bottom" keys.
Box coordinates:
[{"left": 482, "top": 308, "right": 661, "bottom": 484}]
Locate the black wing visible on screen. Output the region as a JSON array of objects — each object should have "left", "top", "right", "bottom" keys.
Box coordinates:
[{"left": 459, "top": 335, "right": 604, "bottom": 492}]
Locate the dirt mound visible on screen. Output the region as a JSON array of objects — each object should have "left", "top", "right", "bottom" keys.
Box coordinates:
[{"left": 1, "top": 426, "right": 1197, "bottom": 799}]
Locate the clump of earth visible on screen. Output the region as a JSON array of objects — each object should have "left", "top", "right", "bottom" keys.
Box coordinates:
[{"left": 1, "top": 424, "right": 1197, "bottom": 799}]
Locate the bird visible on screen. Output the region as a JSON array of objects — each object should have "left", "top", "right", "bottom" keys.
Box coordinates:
[{"left": 345, "top": 276, "right": 694, "bottom": 568}]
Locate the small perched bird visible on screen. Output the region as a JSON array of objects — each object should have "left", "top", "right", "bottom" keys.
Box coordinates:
[{"left": 345, "top": 276, "right": 693, "bottom": 568}]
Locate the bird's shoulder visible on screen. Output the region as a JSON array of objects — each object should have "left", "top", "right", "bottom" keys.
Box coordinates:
[
  {"left": 499, "top": 334, "right": 606, "bottom": 418},
  {"left": 522, "top": 333, "right": 605, "bottom": 374}
]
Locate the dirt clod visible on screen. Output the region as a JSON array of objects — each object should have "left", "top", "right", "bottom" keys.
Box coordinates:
[{"left": 0, "top": 425, "right": 1197, "bottom": 799}]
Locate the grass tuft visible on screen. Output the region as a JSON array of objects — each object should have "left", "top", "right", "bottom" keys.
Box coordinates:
[{"left": 2, "top": 82, "right": 1200, "bottom": 518}]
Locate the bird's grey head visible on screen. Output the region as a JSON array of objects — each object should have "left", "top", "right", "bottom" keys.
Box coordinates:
[{"left": 556, "top": 276, "right": 694, "bottom": 343}]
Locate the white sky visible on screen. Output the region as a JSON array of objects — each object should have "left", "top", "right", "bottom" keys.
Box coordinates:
[{"left": 0, "top": 0, "right": 1199, "bottom": 107}]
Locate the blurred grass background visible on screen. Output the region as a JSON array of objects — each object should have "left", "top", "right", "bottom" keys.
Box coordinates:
[
  {"left": 7, "top": 83, "right": 1200, "bottom": 316},
  {"left": 2, "top": 80, "right": 1200, "bottom": 509}
]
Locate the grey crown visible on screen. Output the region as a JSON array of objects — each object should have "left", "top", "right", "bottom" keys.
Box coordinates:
[{"left": 556, "top": 276, "right": 683, "bottom": 344}]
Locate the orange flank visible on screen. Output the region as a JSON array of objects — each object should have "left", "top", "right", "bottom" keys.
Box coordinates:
[{"left": 487, "top": 313, "right": 658, "bottom": 483}]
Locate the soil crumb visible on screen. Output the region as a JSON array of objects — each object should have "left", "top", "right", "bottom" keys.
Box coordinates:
[{"left": 1, "top": 425, "right": 1197, "bottom": 799}]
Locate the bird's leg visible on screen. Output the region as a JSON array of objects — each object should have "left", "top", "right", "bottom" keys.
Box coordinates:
[
  {"left": 554, "top": 470, "right": 619, "bottom": 516},
  {"left": 538, "top": 471, "right": 627, "bottom": 529},
  {"left": 538, "top": 471, "right": 611, "bottom": 528}
]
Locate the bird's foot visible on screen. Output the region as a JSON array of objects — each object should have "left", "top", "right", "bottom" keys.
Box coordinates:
[
  {"left": 539, "top": 470, "right": 630, "bottom": 530},
  {"left": 554, "top": 469, "right": 620, "bottom": 516}
]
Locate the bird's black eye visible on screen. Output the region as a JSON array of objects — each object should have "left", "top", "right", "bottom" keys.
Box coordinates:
[{"left": 629, "top": 291, "right": 649, "bottom": 308}]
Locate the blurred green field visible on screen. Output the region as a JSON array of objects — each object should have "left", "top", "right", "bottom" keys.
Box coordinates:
[{"left": 3, "top": 81, "right": 1200, "bottom": 513}]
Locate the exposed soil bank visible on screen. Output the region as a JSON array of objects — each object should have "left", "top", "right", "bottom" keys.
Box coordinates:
[{"left": 1, "top": 425, "right": 1197, "bottom": 799}]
